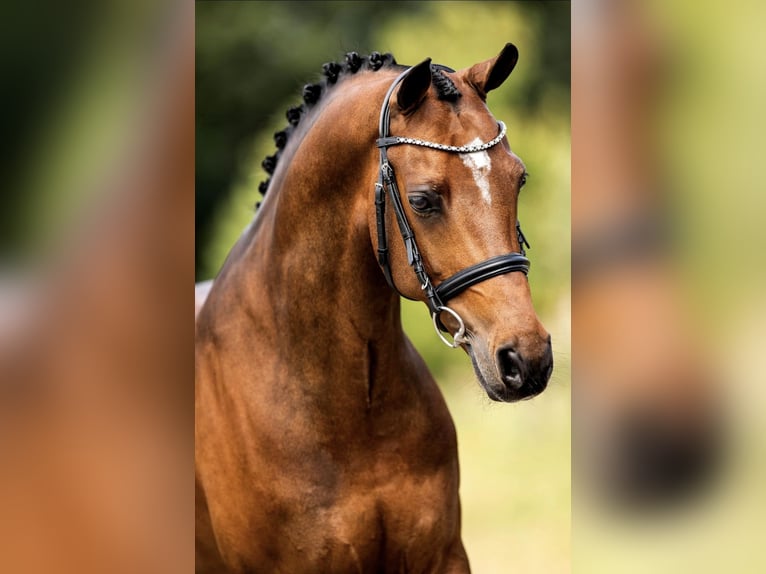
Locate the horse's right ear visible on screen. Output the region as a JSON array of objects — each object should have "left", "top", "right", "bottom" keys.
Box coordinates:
[{"left": 397, "top": 58, "right": 432, "bottom": 113}]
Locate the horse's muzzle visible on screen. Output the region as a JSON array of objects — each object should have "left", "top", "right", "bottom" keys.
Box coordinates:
[{"left": 491, "top": 337, "right": 553, "bottom": 402}]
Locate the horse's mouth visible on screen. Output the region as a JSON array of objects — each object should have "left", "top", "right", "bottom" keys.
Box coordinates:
[{"left": 464, "top": 341, "right": 549, "bottom": 403}]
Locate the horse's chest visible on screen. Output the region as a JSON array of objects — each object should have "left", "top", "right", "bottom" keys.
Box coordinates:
[
  {"left": 226, "top": 425, "right": 459, "bottom": 569},
  {"left": 199, "top": 364, "right": 462, "bottom": 571},
  {"left": 270, "top": 471, "right": 460, "bottom": 573}
]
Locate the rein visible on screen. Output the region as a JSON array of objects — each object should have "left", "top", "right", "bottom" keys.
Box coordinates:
[{"left": 375, "top": 66, "right": 531, "bottom": 348}]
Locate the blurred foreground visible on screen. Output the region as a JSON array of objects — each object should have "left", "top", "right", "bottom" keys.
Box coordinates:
[
  {"left": 573, "top": 0, "right": 766, "bottom": 572},
  {"left": 0, "top": 1, "right": 194, "bottom": 572}
]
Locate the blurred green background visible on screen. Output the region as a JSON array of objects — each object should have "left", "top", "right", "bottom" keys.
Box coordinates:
[
  {"left": 197, "top": 1, "right": 570, "bottom": 572},
  {"left": 0, "top": 1, "right": 172, "bottom": 264}
]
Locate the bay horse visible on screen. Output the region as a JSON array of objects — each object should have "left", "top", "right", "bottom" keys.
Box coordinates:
[{"left": 196, "top": 44, "right": 553, "bottom": 573}]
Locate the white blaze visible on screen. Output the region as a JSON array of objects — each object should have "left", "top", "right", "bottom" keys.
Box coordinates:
[{"left": 459, "top": 138, "right": 492, "bottom": 205}]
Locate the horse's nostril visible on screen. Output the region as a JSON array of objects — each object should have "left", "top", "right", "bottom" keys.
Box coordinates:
[{"left": 497, "top": 347, "right": 524, "bottom": 390}]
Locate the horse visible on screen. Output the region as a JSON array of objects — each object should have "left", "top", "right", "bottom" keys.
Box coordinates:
[{"left": 195, "top": 44, "right": 553, "bottom": 573}]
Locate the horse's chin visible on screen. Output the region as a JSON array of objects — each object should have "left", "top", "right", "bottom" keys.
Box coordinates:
[{"left": 464, "top": 342, "right": 544, "bottom": 403}]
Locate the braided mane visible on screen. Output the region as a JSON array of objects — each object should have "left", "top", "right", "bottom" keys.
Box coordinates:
[
  {"left": 256, "top": 51, "right": 462, "bottom": 207},
  {"left": 431, "top": 68, "right": 461, "bottom": 102}
]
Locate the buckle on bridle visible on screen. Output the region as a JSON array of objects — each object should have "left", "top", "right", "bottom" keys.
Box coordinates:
[{"left": 432, "top": 306, "right": 467, "bottom": 349}]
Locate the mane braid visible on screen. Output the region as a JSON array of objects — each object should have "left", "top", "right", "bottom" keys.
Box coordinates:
[
  {"left": 431, "top": 67, "right": 461, "bottom": 102},
  {"left": 254, "top": 51, "right": 398, "bottom": 208}
]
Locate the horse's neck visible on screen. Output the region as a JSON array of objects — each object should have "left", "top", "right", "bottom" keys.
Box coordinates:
[
  {"left": 206, "top": 73, "right": 411, "bottom": 408},
  {"left": 243, "top": 197, "right": 402, "bottom": 351}
]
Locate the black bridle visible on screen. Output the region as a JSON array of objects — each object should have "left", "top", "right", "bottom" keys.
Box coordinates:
[{"left": 374, "top": 66, "right": 531, "bottom": 347}]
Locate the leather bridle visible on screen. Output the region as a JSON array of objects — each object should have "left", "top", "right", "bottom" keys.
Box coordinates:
[{"left": 375, "top": 66, "right": 532, "bottom": 348}]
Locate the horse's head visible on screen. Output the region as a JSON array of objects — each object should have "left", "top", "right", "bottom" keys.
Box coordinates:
[{"left": 370, "top": 44, "right": 553, "bottom": 402}]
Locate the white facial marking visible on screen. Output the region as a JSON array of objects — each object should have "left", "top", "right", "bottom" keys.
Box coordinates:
[{"left": 459, "top": 138, "right": 492, "bottom": 205}]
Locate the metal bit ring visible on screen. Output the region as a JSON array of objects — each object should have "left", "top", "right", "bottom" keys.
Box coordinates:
[{"left": 432, "top": 306, "right": 467, "bottom": 349}]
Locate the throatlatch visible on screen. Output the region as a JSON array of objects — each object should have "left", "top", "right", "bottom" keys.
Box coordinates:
[{"left": 375, "top": 66, "right": 531, "bottom": 348}]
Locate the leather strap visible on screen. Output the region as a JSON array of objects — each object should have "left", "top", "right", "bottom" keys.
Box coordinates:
[{"left": 436, "top": 253, "right": 529, "bottom": 302}]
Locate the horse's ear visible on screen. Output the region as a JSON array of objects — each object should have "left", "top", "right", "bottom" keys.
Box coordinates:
[
  {"left": 397, "top": 58, "right": 432, "bottom": 113},
  {"left": 466, "top": 43, "right": 519, "bottom": 97}
]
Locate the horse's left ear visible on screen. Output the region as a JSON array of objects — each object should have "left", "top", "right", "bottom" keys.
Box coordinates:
[{"left": 466, "top": 43, "right": 519, "bottom": 97}]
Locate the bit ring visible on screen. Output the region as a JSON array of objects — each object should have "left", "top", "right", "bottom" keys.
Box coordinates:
[{"left": 432, "top": 306, "right": 467, "bottom": 349}]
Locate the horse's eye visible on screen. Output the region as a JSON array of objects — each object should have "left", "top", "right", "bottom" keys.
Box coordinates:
[
  {"left": 519, "top": 172, "right": 528, "bottom": 189},
  {"left": 408, "top": 193, "right": 439, "bottom": 215}
]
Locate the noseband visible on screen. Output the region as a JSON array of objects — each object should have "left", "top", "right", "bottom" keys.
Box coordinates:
[{"left": 375, "top": 66, "right": 531, "bottom": 348}]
